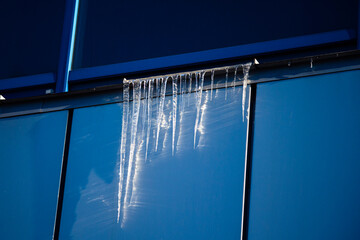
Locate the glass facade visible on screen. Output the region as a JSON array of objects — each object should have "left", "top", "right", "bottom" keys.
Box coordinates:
[
  {"left": 248, "top": 71, "right": 360, "bottom": 240},
  {"left": 1, "top": 1, "right": 360, "bottom": 239},
  {"left": 0, "top": 111, "right": 68, "bottom": 239}
]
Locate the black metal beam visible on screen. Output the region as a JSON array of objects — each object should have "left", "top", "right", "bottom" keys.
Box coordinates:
[{"left": 53, "top": 109, "right": 74, "bottom": 240}]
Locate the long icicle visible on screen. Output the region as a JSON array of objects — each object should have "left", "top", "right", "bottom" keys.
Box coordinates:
[
  {"left": 124, "top": 80, "right": 141, "bottom": 205},
  {"left": 154, "top": 78, "right": 160, "bottom": 142},
  {"left": 145, "top": 79, "right": 154, "bottom": 161},
  {"left": 194, "top": 71, "right": 206, "bottom": 148},
  {"left": 195, "top": 72, "right": 199, "bottom": 92},
  {"left": 172, "top": 75, "right": 178, "bottom": 155},
  {"left": 155, "top": 77, "right": 168, "bottom": 151},
  {"left": 177, "top": 74, "right": 186, "bottom": 152},
  {"left": 181, "top": 74, "right": 186, "bottom": 110},
  {"left": 187, "top": 73, "right": 192, "bottom": 107},
  {"left": 117, "top": 81, "right": 130, "bottom": 223},
  {"left": 141, "top": 80, "right": 147, "bottom": 140}
]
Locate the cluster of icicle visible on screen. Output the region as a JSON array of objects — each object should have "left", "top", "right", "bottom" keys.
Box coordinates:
[{"left": 117, "top": 63, "right": 251, "bottom": 224}]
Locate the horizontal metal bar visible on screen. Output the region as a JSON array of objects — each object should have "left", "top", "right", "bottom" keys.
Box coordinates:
[
  {"left": 1, "top": 49, "right": 359, "bottom": 105},
  {"left": 123, "top": 63, "right": 249, "bottom": 83},
  {"left": 69, "top": 29, "right": 355, "bottom": 82},
  {"left": 0, "top": 73, "right": 55, "bottom": 91},
  {"left": 2, "top": 62, "right": 360, "bottom": 120}
]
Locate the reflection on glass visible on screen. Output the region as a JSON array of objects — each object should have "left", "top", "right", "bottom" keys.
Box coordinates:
[{"left": 60, "top": 80, "right": 248, "bottom": 239}]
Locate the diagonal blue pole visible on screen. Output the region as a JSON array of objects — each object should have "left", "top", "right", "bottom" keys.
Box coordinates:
[{"left": 56, "top": 0, "right": 79, "bottom": 93}]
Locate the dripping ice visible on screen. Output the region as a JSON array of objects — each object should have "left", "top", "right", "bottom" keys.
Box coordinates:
[
  {"left": 118, "top": 63, "right": 251, "bottom": 225},
  {"left": 145, "top": 79, "right": 154, "bottom": 161},
  {"left": 172, "top": 75, "right": 178, "bottom": 155},
  {"left": 194, "top": 71, "right": 205, "bottom": 148},
  {"left": 242, "top": 63, "right": 252, "bottom": 122},
  {"left": 155, "top": 77, "right": 167, "bottom": 152}
]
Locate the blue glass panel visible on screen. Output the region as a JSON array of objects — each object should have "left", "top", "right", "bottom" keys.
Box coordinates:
[
  {"left": 248, "top": 70, "right": 360, "bottom": 240},
  {"left": 0, "top": 111, "right": 68, "bottom": 239},
  {"left": 60, "top": 87, "right": 247, "bottom": 239}
]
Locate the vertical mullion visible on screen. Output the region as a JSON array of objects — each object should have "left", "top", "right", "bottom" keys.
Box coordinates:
[
  {"left": 53, "top": 109, "right": 74, "bottom": 240},
  {"left": 240, "top": 84, "right": 257, "bottom": 240},
  {"left": 56, "top": 0, "right": 79, "bottom": 93}
]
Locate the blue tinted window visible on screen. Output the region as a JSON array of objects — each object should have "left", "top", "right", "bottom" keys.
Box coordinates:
[
  {"left": 60, "top": 87, "right": 247, "bottom": 239},
  {"left": 248, "top": 70, "right": 360, "bottom": 240},
  {"left": 0, "top": 111, "right": 68, "bottom": 239}
]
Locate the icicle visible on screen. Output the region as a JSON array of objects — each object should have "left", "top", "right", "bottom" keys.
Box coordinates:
[
  {"left": 310, "top": 58, "right": 313, "bottom": 69},
  {"left": 118, "top": 81, "right": 130, "bottom": 223},
  {"left": 124, "top": 80, "right": 141, "bottom": 205},
  {"left": 156, "top": 78, "right": 160, "bottom": 98},
  {"left": 242, "top": 63, "right": 252, "bottom": 122},
  {"left": 154, "top": 78, "right": 161, "bottom": 142},
  {"left": 194, "top": 71, "right": 206, "bottom": 148},
  {"left": 197, "top": 90, "right": 209, "bottom": 147},
  {"left": 181, "top": 74, "right": 186, "bottom": 110},
  {"left": 233, "top": 66, "right": 238, "bottom": 88},
  {"left": 188, "top": 73, "right": 192, "bottom": 93},
  {"left": 181, "top": 74, "right": 186, "bottom": 95},
  {"left": 225, "top": 67, "right": 229, "bottom": 100},
  {"left": 138, "top": 80, "right": 142, "bottom": 106},
  {"left": 210, "top": 70, "right": 215, "bottom": 100},
  {"left": 145, "top": 79, "right": 154, "bottom": 161},
  {"left": 141, "top": 81, "right": 147, "bottom": 136},
  {"left": 187, "top": 73, "right": 192, "bottom": 107},
  {"left": 182, "top": 74, "right": 186, "bottom": 95},
  {"left": 155, "top": 77, "right": 168, "bottom": 151},
  {"left": 195, "top": 72, "right": 199, "bottom": 92},
  {"left": 172, "top": 75, "right": 178, "bottom": 155},
  {"left": 246, "top": 85, "right": 251, "bottom": 121},
  {"left": 177, "top": 74, "right": 186, "bottom": 153},
  {"left": 142, "top": 80, "right": 146, "bottom": 99}
]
